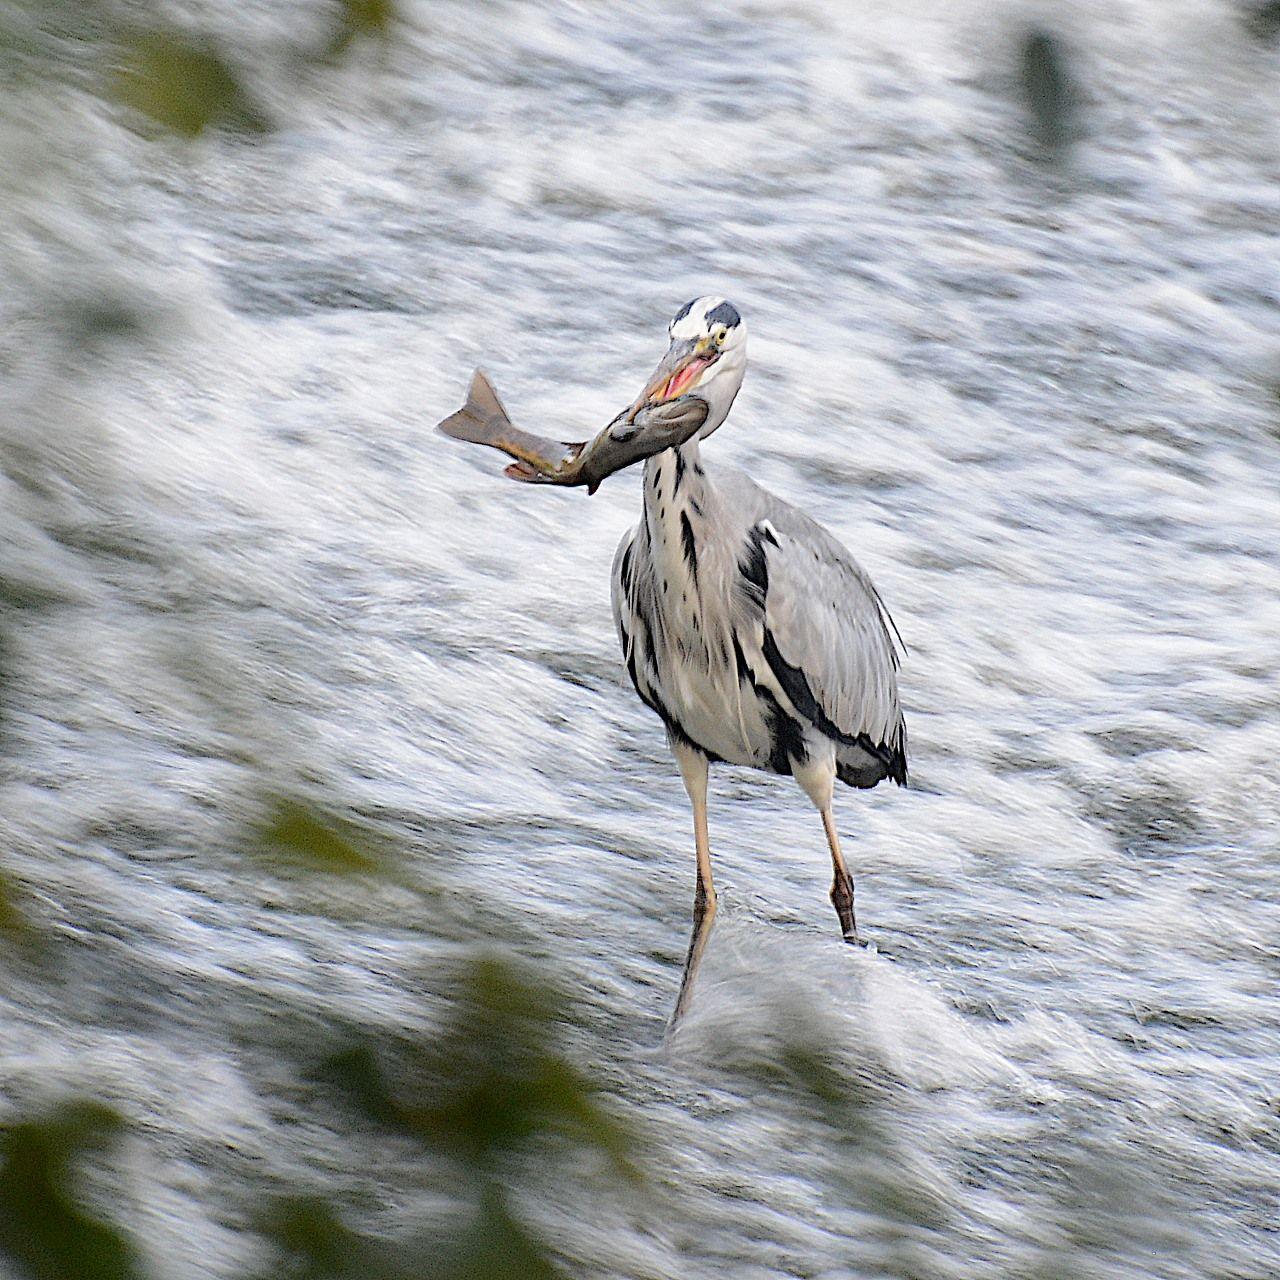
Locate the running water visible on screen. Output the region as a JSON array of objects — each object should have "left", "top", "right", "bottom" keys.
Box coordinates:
[{"left": 1, "top": 1, "right": 1278, "bottom": 1276}]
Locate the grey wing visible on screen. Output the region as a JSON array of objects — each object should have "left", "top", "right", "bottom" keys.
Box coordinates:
[{"left": 743, "top": 505, "right": 907, "bottom": 788}]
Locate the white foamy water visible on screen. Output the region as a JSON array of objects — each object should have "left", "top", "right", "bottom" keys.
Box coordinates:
[{"left": 2, "top": 1, "right": 1278, "bottom": 1276}]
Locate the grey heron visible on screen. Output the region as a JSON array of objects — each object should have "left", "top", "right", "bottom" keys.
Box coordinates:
[
  {"left": 608, "top": 298, "right": 907, "bottom": 1015},
  {"left": 439, "top": 296, "right": 908, "bottom": 1018}
]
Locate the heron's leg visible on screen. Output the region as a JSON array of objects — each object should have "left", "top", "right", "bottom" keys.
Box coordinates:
[
  {"left": 670, "top": 742, "right": 716, "bottom": 1026},
  {"left": 821, "top": 807, "right": 859, "bottom": 945},
  {"left": 674, "top": 743, "right": 715, "bottom": 915},
  {"left": 793, "top": 756, "right": 859, "bottom": 944}
]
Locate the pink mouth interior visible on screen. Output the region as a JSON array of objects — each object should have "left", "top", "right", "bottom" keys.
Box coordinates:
[{"left": 657, "top": 355, "right": 713, "bottom": 401}]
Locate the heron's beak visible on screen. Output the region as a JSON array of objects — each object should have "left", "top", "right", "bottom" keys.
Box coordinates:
[{"left": 628, "top": 336, "right": 718, "bottom": 420}]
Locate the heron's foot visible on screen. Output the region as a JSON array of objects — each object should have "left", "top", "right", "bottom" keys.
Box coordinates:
[
  {"left": 829, "top": 875, "right": 857, "bottom": 942},
  {"left": 846, "top": 930, "right": 884, "bottom": 953}
]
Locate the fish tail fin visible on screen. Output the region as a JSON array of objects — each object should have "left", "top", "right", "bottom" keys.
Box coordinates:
[{"left": 436, "top": 369, "right": 514, "bottom": 444}]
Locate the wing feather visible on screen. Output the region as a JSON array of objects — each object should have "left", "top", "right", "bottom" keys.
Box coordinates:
[{"left": 742, "top": 507, "right": 907, "bottom": 784}]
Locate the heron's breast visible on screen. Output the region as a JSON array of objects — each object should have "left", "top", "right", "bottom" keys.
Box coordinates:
[{"left": 647, "top": 576, "right": 774, "bottom": 766}]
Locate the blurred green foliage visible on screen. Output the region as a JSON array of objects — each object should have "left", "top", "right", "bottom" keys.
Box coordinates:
[
  {"left": 431, "top": 1187, "right": 564, "bottom": 1280},
  {"left": 113, "top": 31, "right": 267, "bottom": 138},
  {"left": 253, "top": 1197, "right": 381, "bottom": 1280},
  {"left": 1, "top": 949, "right": 619, "bottom": 1280},
  {"left": 255, "top": 1187, "right": 564, "bottom": 1280},
  {"left": 255, "top": 798, "right": 385, "bottom": 874},
  {"left": 104, "top": 0, "right": 398, "bottom": 137},
  {"left": 1019, "top": 26, "right": 1078, "bottom": 154},
  {"left": 1245, "top": 2, "right": 1280, "bottom": 40},
  {"left": 0, "top": 839, "right": 45, "bottom": 953},
  {"left": 56, "top": 293, "right": 151, "bottom": 351},
  {"left": 256, "top": 949, "right": 640, "bottom": 1278},
  {"left": 0, "top": 1101, "right": 143, "bottom": 1280},
  {"left": 323, "top": 0, "right": 398, "bottom": 61},
  {"left": 245, "top": 799, "right": 628, "bottom": 1275},
  {"left": 712, "top": 1009, "right": 950, "bottom": 1272},
  {"left": 0, "top": 866, "right": 31, "bottom": 937},
  {"left": 318, "top": 954, "right": 641, "bottom": 1181}
]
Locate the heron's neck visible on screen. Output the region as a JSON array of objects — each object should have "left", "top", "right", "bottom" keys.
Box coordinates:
[{"left": 642, "top": 439, "right": 714, "bottom": 590}]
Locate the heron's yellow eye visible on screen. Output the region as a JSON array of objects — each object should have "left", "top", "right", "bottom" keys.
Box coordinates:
[{"left": 712, "top": 325, "right": 728, "bottom": 345}]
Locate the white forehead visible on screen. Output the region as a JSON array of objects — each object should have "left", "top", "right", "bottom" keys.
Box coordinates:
[{"left": 669, "top": 295, "right": 744, "bottom": 339}]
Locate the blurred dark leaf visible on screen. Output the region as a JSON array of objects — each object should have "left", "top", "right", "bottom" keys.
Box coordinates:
[
  {"left": 1020, "top": 27, "right": 1078, "bottom": 153},
  {"left": 257, "top": 1186, "right": 565, "bottom": 1280},
  {"left": 44, "top": 293, "right": 155, "bottom": 364},
  {"left": 0, "top": 867, "right": 30, "bottom": 936},
  {"left": 712, "top": 1014, "right": 873, "bottom": 1127},
  {"left": 314, "top": 1043, "right": 408, "bottom": 1128},
  {"left": 1245, "top": 2, "right": 1280, "bottom": 40},
  {"left": 771, "top": 1039, "right": 855, "bottom": 1113},
  {"left": 317, "top": 954, "right": 642, "bottom": 1183},
  {"left": 0, "top": 12, "right": 40, "bottom": 64},
  {"left": 254, "top": 1197, "right": 380, "bottom": 1280},
  {"left": 322, "top": 0, "right": 398, "bottom": 61},
  {"left": 113, "top": 32, "right": 268, "bottom": 138},
  {"left": 439, "top": 1186, "right": 563, "bottom": 1280},
  {"left": 0, "top": 1101, "right": 143, "bottom": 1280},
  {"left": 0, "top": 855, "right": 45, "bottom": 954},
  {"left": 61, "top": 296, "right": 148, "bottom": 343},
  {"left": 255, "top": 799, "right": 384, "bottom": 874}
]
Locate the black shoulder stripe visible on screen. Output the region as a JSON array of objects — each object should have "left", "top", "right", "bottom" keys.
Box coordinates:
[
  {"left": 729, "top": 632, "right": 804, "bottom": 776},
  {"left": 680, "top": 512, "right": 698, "bottom": 579},
  {"left": 620, "top": 540, "right": 635, "bottom": 594},
  {"left": 761, "top": 627, "right": 899, "bottom": 779},
  {"left": 761, "top": 628, "right": 821, "bottom": 725},
  {"left": 731, "top": 633, "right": 751, "bottom": 684},
  {"left": 739, "top": 525, "right": 770, "bottom": 607}
]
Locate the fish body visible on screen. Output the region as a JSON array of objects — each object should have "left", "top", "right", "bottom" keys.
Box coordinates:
[{"left": 437, "top": 370, "right": 707, "bottom": 495}]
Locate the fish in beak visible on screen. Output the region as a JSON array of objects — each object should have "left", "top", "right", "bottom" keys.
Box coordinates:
[{"left": 437, "top": 369, "right": 708, "bottom": 495}]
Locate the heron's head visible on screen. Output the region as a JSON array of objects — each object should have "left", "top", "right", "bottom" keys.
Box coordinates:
[{"left": 630, "top": 296, "right": 747, "bottom": 437}]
